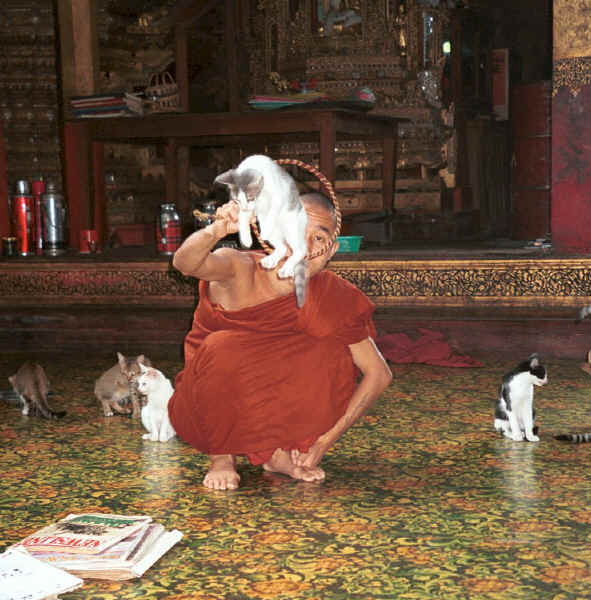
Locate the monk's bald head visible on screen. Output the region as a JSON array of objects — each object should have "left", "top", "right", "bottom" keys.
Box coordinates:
[{"left": 300, "top": 192, "right": 338, "bottom": 233}]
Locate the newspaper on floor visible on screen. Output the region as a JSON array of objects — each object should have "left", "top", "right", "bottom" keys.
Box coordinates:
[
  {"left": 18, "top": 522, "right": 183, "bottom": 581},
  {"left": 0, "top": 548, "right": 83, "bottom": 600}
]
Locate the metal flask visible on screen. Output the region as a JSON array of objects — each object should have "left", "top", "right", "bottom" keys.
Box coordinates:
[{"left": 41, "top": 182, "right": 68, "bottom": 256}]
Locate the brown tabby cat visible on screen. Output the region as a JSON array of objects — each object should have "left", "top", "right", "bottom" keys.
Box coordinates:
[
  {"left": 94, "top": 353, "right": 152, "bottom": 419},
  {"left": 7, "top": 362, "right": 66, "bottom": 419}
]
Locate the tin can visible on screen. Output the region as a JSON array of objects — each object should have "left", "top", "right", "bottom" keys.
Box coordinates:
[
  {"left": 41, "top": 182, "right": 67, "bottom": 256},
  {"left": 156, "top": 203, "right": 181, "bottom": 255},
  {"left": 11, "top": 181, "right": 34, "bottom": 256}
]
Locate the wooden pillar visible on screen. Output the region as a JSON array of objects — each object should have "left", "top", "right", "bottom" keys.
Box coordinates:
[
  {"left": 56, "top": 0, "right": 99, "bottom": 116},
  {"left": 225, "top": 0, "right": 241, "bottom": 112},
  {"left": 552, "top": 0, "right": 591, "bottom": 253}
]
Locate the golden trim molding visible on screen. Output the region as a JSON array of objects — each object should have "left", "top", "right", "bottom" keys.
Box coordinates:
[
  {"left": 1, "top": 257, "right": 591, "bottom": 311},
  {"left": 553, "top": 56, "right": 591, "bottom": 97}
]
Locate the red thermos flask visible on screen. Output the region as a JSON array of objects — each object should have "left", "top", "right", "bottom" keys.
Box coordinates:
[{"left": 11, "top": 180, "right": 34, "bottom": 257}]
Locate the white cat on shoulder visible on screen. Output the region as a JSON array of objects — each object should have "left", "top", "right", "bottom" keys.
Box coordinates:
[
  {"left": 137, "top": 364, "right": 176, "bottom": 442},
  {"left": 214, "top": 154, "right": 309, "bottom": 307}
]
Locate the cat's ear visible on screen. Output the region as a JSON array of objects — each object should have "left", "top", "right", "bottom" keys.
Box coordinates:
[
  {"left": 244, "top": 169, "right": 264, "bottom": 197},
  {"left": 8, "top": 375, "right": 15, "bottom": 386},
  {"left": 529, "top": 353, "right": 540, "bottom": 368},
  {"left": 139, "top": 363, "right": 149, "bottom": 374},
  {"left": 117, "top": 352, "right": 126, "bottom": 368},
  {"left": 214, "top": 169, "right": 235, "bottom": 187},
  {"left": 137, "top": 355, "right": 146, "bottom": 365}
]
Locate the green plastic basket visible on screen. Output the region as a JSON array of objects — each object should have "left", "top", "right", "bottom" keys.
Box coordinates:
[{"left": 336, "top": 235, "right": 363, "bottom": 253}]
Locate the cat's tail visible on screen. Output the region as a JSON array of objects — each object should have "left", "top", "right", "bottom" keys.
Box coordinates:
[
  {"left": 575, "top": 304, "right": 591, "bottom": 323},
  {"left": 554, "top": 432, "right": 591, "bottom": 443},
  {"left": 34, "top": 402, "right": 66, "bottom": 420},
  {"left": 48, "top": 409, "right": 67, "bottom": 420},
  {"left": 294, "top": 259, "right": 307, "bottom": 308}
]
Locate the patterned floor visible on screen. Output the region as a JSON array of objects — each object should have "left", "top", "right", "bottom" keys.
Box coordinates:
[{"left": 2, "top": 351, "right": 591, "bottom": 599}]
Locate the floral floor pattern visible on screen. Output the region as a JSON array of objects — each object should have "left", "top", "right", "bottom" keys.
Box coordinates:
[{"left": 2, "top": 351, "right": 591, "bottom": 599}]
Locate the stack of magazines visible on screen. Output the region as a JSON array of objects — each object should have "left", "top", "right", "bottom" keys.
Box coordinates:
[
  {"left": 70, "top": 92, "right": 144, "bottom": 118},
  {"left": 11, "top": 512, "right": 183, "bottom": 581}
]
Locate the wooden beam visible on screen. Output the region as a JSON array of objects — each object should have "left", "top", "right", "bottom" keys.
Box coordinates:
[
  {"left": 56, "top": 0, "right": 99, "bottom": 117},
  {"left": 175, "top": 24, "right": 190, "bottom": 112}
]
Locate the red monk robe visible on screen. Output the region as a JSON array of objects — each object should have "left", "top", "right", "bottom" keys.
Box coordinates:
[{"left": 168, "top": 269, "right": 376, "bottom": 465}]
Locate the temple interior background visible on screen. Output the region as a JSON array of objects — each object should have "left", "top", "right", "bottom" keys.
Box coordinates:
[{"left": 4, "top": 3, "right": 591, "bottom": 600}]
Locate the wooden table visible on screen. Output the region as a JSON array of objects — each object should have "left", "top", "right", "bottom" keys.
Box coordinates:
[{"left": 63, "top": 109, "right": 406, "bottom": 248}]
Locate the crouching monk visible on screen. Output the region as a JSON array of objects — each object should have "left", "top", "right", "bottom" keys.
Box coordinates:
[{"left": 168, "top": 192, "right": 392, "bottom": 490}]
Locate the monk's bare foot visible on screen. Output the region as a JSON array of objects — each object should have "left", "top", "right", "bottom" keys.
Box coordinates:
[
  {"left": 203, "top": 454, "right": 240, "bottom": 490},
  {"left": 263, "top": 448, "right": 325, "bottom": 482}
]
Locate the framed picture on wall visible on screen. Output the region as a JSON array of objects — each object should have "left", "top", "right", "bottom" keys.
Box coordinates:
[{"left": 313, "top": 0, "right": 363, "bottom": 36}]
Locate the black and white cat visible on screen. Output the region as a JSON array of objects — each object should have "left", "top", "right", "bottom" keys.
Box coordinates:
[
  {"left": 575, "top": 303, "right": 591, "bottom": 323},
  {"left": 214, "top": 154, "right": 309, "bottom": 307},
  {"left": 137, "top": 363, "right": 176, "bottom": 442},
  {"left": 494, "top": 353, "right": 547, "bottom": 441}
]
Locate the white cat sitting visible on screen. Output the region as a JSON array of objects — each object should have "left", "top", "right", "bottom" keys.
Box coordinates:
[
  {"left": 136, "top": 364, "right": 176, "bottom": 442},
  {"left": 494, "top": 353, "right": 548, "bottom": 442}
]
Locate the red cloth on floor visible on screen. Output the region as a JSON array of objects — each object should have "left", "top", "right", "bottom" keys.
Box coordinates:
[
  {"left": 376, "top": 328, "right": 483, "bottom": 367},
  {"left": 168, "top": 269, "right": 376, "bottom": 465}
]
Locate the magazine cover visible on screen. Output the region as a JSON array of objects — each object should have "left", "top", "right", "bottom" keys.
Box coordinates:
[
  {"left": 23, "top": 522, "right": 154, "bottom": 567},
  {"left": 13, "top": 513, "right": 152, "bottom": 555}
]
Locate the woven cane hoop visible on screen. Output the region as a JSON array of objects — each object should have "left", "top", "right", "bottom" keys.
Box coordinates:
[{"left": 252, "top": 158, "right": 342, "bottom": 260}]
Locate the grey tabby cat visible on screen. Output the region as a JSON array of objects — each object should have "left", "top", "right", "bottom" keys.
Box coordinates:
[
  {"left": 94, "top": 352, "right": 151, "bottom": 418},
  {"left": 6, "top": 362, "right": 66, "bottom": 419},
  {"left": 214, "top": 154, "right": 309, "bottom": 307}
]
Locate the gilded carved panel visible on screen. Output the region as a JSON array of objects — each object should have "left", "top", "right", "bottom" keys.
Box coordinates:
[
  {"left": 553, "top": 0, "right": 591, "bottom": 60},
  {"left": 2, "top": 259, "right": 591, "bottom": 310}
]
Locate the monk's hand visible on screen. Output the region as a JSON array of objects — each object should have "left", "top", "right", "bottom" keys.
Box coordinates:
[
  {"left": 212, "top": 201, "right": 241, "bottom": 238},
  {"left": 291, "top": 439, "right": 329, "bottom": 468}
]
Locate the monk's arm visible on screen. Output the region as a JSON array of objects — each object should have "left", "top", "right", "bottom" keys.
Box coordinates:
[
  {"left": 172, "top": 202, "right": 240, "bottom": 280},
  {"left": 293, "top": 337, "right": 392, "bottom": 468}
]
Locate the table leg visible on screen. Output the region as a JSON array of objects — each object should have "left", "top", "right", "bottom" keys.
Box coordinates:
[
  {"left": 92, "top": 141, "right": 106, "bottom": 245},
  {"left": 0, "top": 122, "right": 9, "bottom": 238},
  {"left": 165, "top": 138, "right": 178, "bottom": 207},
  {"left": 319, "top": 118, "right": 336, "bottom": 186},
  {"left": 64, "top": 121, "right": 91, "bottom": 250},
  {"left": 382, "top": 124, "right": 398, "bottom": 242}
]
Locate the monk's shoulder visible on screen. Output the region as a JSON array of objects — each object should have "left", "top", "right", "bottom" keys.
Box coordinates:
[{"left": 315, "top": 269, "right": 369, "bottom": 300}]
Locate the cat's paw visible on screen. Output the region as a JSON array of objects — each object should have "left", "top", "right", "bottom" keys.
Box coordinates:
[
  {"left": 142, "top": 433, "right": 150, "bottom": 439},
  {"left": 526, "top": 434, "right": 540, "bottom": 442},
  {"left": 239, "top": 229, "right": 253, "bottom": 248},
  {"left": 261, "top": 255, "right": 280, "bottom": 269},
  {"left": 510, "top": 433, "right": 525, "bottom": 441}
]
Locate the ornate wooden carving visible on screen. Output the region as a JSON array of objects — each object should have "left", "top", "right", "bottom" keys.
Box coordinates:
[{"left": 2, "top": 257, "right": 591, "bottom": 311}]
